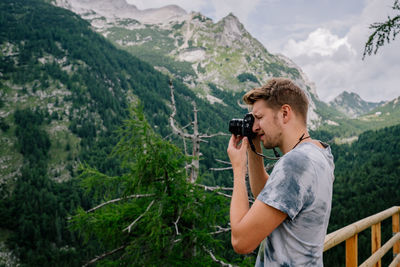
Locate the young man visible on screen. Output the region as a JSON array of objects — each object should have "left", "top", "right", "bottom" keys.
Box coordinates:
[{"left": 227, "top": 78, "right": 334, "bottom": 266}]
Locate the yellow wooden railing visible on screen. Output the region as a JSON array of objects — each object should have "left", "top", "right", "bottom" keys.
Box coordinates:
[{"left": 323, "top": 206, "right": 400, "bottom": 267}]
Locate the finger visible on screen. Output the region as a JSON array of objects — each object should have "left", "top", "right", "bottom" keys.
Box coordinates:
[
  {"left": 228, "top": 134, "right": 237, "bottom": 150},
  {"left": 228, "top": 134, "right": 235, "bottom": 145},
  {"left": 241, "top": 137, "right": 249, "bottom": 151},
  {"left": 231, "top": 134, "right": 243, "bottom": 148}
]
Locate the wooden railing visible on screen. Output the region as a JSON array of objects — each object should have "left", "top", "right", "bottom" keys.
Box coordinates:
[{"left": 323, "top": 206, "right": 400, "bottom": 267}]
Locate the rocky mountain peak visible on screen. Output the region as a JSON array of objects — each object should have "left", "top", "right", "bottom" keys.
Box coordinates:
[
  {"left": 54, "top": 0, "right": 328, "bottom": 129},
  {"left": 219, "top": 13, "right": 244, "bottom": 39},
  {"left": 55, "top": 0, "right": 187, "bottom": 24},
  {"left": 330, "top": 90, "right": 384, "bottom": 118}
]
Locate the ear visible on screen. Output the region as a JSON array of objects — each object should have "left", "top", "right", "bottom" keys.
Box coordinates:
[{"left": 280, "top": 104, "right": 291, "bottom": 124}]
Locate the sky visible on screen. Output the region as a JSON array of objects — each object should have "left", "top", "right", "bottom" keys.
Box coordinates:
[{"left": 126, "top": 0, "right": 400, "bottom": 103}]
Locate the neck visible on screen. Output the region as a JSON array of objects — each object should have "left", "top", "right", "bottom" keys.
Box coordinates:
[{"left": 279, "top": 128, "right": 310, "bottom": 154}]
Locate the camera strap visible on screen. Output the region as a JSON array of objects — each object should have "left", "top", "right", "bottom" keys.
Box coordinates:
[
  {"left": 248, "top": 138, "right": 280, "bottom": 160},
  {"left": 292, "top": 133, "right": 310, "bottom": 150},
  {"left": 248, "top": 133, "right": 310, "bottom": 160}
]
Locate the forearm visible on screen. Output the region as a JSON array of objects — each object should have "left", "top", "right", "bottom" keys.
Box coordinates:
[
  {"left": 230, "top": 168, "right": 249, "bottom": 234},
  {"left": 247, "top": 143, "right": 268, "bottom": 198}
]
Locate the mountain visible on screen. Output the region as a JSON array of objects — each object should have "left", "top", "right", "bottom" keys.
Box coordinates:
[
  {"left": 329, "top": 91, "right": 385, "bottom": 118},
  {"left": 54, "top": 0, "right": 325, "bottom": 129},
  {"left": 358, "top": 96, "right": 400, "bottom": 126},
  {"left": 0, "top": 0, "right": 245, "bottom": 264},
  {"left": 1, "top": 1, "right": 400, "bottom": 266}
]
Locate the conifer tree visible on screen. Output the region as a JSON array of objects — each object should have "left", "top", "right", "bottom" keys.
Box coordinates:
[{"left": 70, "top": 105, "right": 248, "bottom": 266}]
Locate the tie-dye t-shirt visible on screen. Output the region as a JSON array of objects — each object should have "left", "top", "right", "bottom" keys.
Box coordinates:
[{"left": 256, "top": 141, "right": 334, "bottom": 267}]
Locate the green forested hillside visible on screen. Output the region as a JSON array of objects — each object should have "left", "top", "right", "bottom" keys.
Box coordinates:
[
  {"left": 0, "top": 0, "right": 399, "bottom": 266},
  {"left": 319, "top": 125, "right": 400, "bottom": 266},
  {"left": 0, "top": 0, "right": 240, "bottom": 265},
  {"left": 0, "top": 0, "right": 244, "bottom": 182}
]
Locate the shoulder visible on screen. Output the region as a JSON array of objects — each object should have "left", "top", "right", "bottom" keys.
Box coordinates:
[{"left": 273, "top": 146, "right": 313, "bottom": 176}]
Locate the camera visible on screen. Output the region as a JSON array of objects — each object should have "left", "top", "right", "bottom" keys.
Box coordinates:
[
  {"left": 229, "top": 113, "right": 257, "bottom": 139},
  {"left": 229, "top": 113, "right": 280, "bottom": 159}
]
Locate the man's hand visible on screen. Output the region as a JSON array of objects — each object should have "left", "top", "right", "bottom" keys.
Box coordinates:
[{"left": 227, "top": 134, "right": 248, "bottom": 175}]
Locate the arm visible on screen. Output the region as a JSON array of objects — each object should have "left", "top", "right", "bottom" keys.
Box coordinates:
[
  {"left": 227, "top": 135, "right": 287, "bottom": 254},
  {"left": 247, "top": 136, "right": 269, "bottom": 198}
]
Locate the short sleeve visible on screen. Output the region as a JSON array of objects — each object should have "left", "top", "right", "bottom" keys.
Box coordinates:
[{"left": 257, "top": 151, "right": 314, "bottom": 220}]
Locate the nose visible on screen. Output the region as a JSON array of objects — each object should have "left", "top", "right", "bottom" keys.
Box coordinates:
[{"left": 252, "top": 118, "right": 260, "bottom": 133}]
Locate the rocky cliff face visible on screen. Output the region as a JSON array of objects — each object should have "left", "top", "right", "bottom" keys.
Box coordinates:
[
  {"left": 329, "top": 91, "right": 384, "bottom": 118},
  {"left": 54, "top": 0, "right": 325, "bottom": 129}
]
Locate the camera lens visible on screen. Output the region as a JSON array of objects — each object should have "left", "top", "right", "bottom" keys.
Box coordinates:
[{"left": 229, "top": 119, "right": 243, "bottom": 136}]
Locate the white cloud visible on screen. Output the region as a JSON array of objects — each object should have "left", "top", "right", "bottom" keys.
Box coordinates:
[
  {"left": 276, "top": 0, "right": 400, "bottom": 102},
  {"left": 282, "top": 28, "right": 356, "bottom": 58}
]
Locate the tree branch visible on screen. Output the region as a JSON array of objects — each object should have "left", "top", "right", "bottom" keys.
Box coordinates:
[
  {"left": 363, "top": 9, "right": 400, "bottom": 59},
  {"left": 86, "top": 194, "right": 155, "bottom": 213},
  {"left": 163, "top": 123, "right": 191, "bottom": 140},
  {"left": 194, "top": 184, "right": 233, "bottom": 199},
  {"left": 210, "top": 225, "right": 231, "bottom": 235},
  {"left": 209, "top": 167, "right": 233, "bottom": 171},
  {"left": 215, "top": 159, "right": 232, "bottom": 165},
  {"left": 169, "top": 80, "right": 192, "bottom": 139},
  {"left": 194, "top": 184, "right": 254, "bottom": 202},
  {"left": 203, "top": 246, "right": 236, "bottom": 267},
  {"left": 173, "top": 210, "right": 182, "bottom": 236},
  {"left": 199, "top": 132, "right": 230, "bottom": 138},
  {"left": 83, "top": 245, "right": 126, "bottom": 267},
  {"left": 123, "top": 199, "right": 155, "bottom": 233},
  {"left": 194, "top": 183, "right": 233, "bottom": 191}
]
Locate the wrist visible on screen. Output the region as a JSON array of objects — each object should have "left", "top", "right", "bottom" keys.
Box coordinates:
[{"left": 233, "top": 165, "right": 247, "bottom": 180}]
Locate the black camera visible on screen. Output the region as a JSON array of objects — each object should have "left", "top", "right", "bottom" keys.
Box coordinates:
[
  {"left": 229, "top": 113, "right": 280, "bottom": 159},
  {"left": 229, "top": 113, "right": 257, "bottom": 139}
]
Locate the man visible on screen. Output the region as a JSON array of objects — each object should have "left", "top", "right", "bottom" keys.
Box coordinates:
[{"left": 227, "top": 78, "right": 334, "bottom": 266}]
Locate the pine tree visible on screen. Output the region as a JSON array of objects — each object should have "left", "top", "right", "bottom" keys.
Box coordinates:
[{"left": 70, "top": 105, "right": 248, "bottom": 266}]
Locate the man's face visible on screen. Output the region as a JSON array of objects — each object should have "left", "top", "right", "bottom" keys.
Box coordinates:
[{"left": 251, "top": 100, "right": 282, "bottom": 149}]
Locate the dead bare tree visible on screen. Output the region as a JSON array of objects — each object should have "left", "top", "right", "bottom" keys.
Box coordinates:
[{"left": 168, "top": 79, "right": 229, "bottom": 183}]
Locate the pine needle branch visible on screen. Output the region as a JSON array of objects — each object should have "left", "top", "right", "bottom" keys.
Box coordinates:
[
  {"left": 83, "top": 245, "right": 126, "bottom": 267},
  {"left": 123, "top": 199, "right": 155, "bottom": 233},
  {"left": 86, "top": 194, "right": 155, "bottom": 213}
]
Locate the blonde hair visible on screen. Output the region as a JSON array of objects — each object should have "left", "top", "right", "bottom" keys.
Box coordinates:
[{"left": 243, "top": 78, "right": 309, "bottom": 124}]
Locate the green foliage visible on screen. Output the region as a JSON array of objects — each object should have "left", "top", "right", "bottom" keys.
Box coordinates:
[
  {"left": 193, "top": 14, "right": 211, "bottom": 23},
  {"left": 14, "top": 108, "right": 51, "bottom": 160},
  {"left": 264, "top": 62, "right": 300, "bottom": 78},
  {"left": 0, "top": 117, "right": 9, "bottom": 132},
  {"left": 172, "top": 21, "right": 185, "bottom": 30},
  {"left": 70, "top": 105, "right": 249, "bottom": 266},
  {"left": 322, "top": 124, "right": 400, "bottom": 266},
  {"left": 363, "top": 0, "right": 400, "bottom": 58},
  {"left": 237, "top": 73, "right": 259, "bottom": 84},
  {"left": 0, "top": 107, "right": 88, "bottom": 266},
  {"left": 125, "top": 45, "right": 197, "bottom": 79}
]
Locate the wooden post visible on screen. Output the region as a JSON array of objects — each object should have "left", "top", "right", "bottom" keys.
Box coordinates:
[
  {"left": 372, "top": 222, "right": 382, "bottom": 267},
  {"left": 394, "top": 212, "right": 400, "bottom": 262},
  {"left": 346, "top": 234, "right": 358, "bottom": 267}
]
